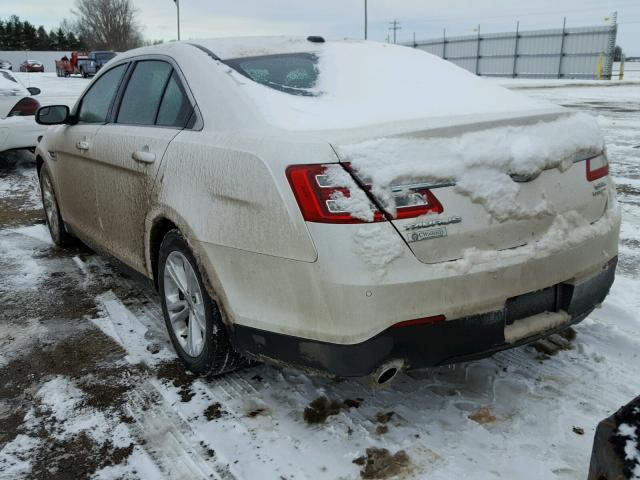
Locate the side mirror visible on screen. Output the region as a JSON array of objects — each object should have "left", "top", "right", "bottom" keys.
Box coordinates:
[
  {"left": 36, "top": 105, "right": 70, "bottom": 125},
  {"left": 27, "top": 87, "right": 41, "bottom": 96}
]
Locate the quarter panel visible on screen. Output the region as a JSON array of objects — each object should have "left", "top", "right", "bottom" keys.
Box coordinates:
[{"left": 155, "top": 131, "right": 323, "bottom": 262}]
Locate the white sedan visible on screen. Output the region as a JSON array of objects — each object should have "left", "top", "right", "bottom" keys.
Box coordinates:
[
  {"left": 0, "top": 69, "right": 46, "bottom": 152},
  {"left": 34, "top": 37, "right": 620, "bottom": 383}
]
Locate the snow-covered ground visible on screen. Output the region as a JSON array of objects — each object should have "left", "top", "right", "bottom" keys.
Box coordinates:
[{"left": 0, "top": 74, "right": 639, "bottom": 480}]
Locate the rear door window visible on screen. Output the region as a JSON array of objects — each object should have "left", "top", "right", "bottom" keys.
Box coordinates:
[
  {"left": 156, "top": 72, "right": 193, "bottom": 128},
  {"left": 77, "top": 63, "right": 127, "bottom": 124},
  {"left": 117, "top": 60, "right": 172, "bottom": 125}
]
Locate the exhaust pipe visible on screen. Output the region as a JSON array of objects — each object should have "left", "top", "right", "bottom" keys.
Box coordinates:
[{"left": 372, "top": 359, "right": 404, "bottom": 386}]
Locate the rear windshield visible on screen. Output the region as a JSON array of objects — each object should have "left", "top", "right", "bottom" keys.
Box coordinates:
[
  {"left": 95, "top": 52, "right": 116, "bottom": 61},
  {"left": 225, "top": 53, "right": 318, "bottom": 96}
]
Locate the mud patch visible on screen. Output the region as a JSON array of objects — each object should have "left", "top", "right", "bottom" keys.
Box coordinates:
[
  {"left": 156, "top": 360, "right": 196, "bottom": 402},
  {"left": 31, "top": 431, "right": 134, "bottom": 480},
  {"left": 0, "top": 330, "right": 133, "bottom": 449},
  {"left": 375, "top": 411, "right": 394, "bottom": 424},
  {"left": 532, "top": 330, "right": 575, "bottom": 357},
  {"left": 0, "top": 151, "right": 42, "bottom": 229},
  {"left": 303, "top": 396, "right": 362, "bottom": 424},
  {"left": 0, "top": 330, "right": 126, "bottom": 399},
  {"left": 468, "top": 406, "right": 497, "bottom": 425},
  {"left": 353, "top": 448, "right": 411, "bottom": 479},
  {"left": 617, "top": 183, "right": 640, "bottom": 197},
  {"left": 204, "top": 402, "right": 226, "bottom": 421},
  {"left": 246, "top": 408, "right": 267, "bottom": 418},
  {"left": 79, "top": 381, "right": 133, "bottom": 410}
]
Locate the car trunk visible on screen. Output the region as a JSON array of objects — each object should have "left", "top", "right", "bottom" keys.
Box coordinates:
[{"left": 333, "top": 114, "right": 609, "bottom": 264}]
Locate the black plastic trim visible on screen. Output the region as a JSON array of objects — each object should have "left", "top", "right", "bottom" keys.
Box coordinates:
[{"left": 231, "top": 258, "right": 617, "bottom": 377}]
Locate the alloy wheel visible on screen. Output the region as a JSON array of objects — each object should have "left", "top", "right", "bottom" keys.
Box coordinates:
[
  {"left": 41, "top": 173, "right": 60, "bottom": 236},
  {"left": 163, "top": 251, "right": 207, "bottom": 357}
]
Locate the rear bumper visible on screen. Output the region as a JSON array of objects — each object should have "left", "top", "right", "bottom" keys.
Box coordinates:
[{"left": 232, "top": 257, "right": 617, "bottom": 377}]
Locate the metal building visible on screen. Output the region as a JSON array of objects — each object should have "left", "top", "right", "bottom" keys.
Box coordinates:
[{"left": 409, "top": 22, "right": 617, "bottom": 79}]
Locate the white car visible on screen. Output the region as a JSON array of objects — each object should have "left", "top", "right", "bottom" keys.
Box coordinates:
[
  {"left": 34, "top": 37, "right": 620, "bottom": 383},
  {"left": 0, "top": 69, "right": 46, "bottom": 152}
]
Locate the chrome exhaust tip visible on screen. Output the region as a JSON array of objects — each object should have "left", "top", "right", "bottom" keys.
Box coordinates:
[{"left": 372, "top": 360, "right": 404, "bottom": 386}]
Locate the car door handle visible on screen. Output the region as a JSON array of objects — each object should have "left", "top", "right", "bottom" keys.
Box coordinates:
[
  {"left": 132, "top": 150, "right": 156, "bottom": 164},
  {"left": 76, "top": 140, "right": 90, "bottom": 151}
]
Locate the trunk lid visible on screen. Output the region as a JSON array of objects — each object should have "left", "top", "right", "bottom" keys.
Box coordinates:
[{"left": 333, "top": 112, "right": 608, "bottom": 264}]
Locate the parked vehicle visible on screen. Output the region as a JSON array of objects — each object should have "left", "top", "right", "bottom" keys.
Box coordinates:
[
  {"left": 0, "top": 59, "right": 12, "bottom": 70},
  {"left": 55, "top": 52, "right": 89, "bottom": 77},
  {"left": 55, "top": 51, "right": 116, "bottom": 78},
  {"left": 83, "top": 51, "right": 117, "bottom": 76},
  {"left": 19, "top": 60, "right": 44, "bottom": 73},
  {"left": 34, "top": 37, "right": 620, "bottom": 383},
  {"left": 0, "top": 69, "right": 45, "bottom": 152}
]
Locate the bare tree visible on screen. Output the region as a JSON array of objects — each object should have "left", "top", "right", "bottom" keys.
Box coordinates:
[{"left": 72, "top": 0, "right": 142, "bottom": 51}]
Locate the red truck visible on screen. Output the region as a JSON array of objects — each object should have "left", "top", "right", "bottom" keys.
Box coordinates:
[{"left": 55, "top": 52, "right": 89, "bottom": 77}]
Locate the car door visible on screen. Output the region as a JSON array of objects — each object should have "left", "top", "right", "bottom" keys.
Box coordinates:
[
  {"left": 90, "top": 58, "right": 195, "bottom": 272},
  {"left": 53, "top": 63, "right": 128, "bottom": 243}
]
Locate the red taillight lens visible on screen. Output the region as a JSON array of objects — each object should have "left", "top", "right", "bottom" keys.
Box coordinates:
[
  {"left": 391, "top": 315, "right": 446, "bottom": 329},
  {"left": 8, "top": 97, "right": 40, "bottom": 116},
  {"left": 287, "top": 163, "right": 444, "bottom": 223},
  {"left": 586, "top": 155, "right": 609, "bottom": 181},
  {"left": 286, "top": 164, "right": 384, "bottom": 223}
]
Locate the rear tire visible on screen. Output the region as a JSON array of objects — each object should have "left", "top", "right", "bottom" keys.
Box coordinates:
[
  {"left": 39, "top": 166, "right": 73, "bottom": 247},
  {"left": 158, "top": 230, "right": 246, "bottom": 376}
]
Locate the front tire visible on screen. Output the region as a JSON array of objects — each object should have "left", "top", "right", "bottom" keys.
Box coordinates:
[
  {"left": 158, "top": 230, "right": 246, "bottom": 376},
  {"left": 39, "top": 166, "right": 72, "bottom": 247}
]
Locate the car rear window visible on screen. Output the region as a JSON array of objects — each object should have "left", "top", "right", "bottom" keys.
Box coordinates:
[
  {"left": 95, "top": 53, "right": 116, "bottom": 61},
  {"left": 225, "top": 53, "right": 318, "bottom": 96}
]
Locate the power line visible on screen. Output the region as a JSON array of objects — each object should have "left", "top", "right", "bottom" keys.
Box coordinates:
[{"left": 389, "top": 19, "right": 401, "bottom": 44}]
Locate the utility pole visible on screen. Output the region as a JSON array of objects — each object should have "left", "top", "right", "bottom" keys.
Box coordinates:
[
  {"left": 364, "top": 0, "right": 368, "bottom": 40},
  {"left": 174, "top": 0, "right": 181, "bottom": 41},
  {"left": 388, "top": 19, "right": 401, "bottom": 44}
]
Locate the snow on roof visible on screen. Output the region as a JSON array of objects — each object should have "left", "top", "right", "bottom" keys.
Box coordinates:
[
  {"left": 194, "top": 36, "right": 320, "bottom": 60},
  {"left": 211, "top": 39, "right": 561, "bottom": 132}
]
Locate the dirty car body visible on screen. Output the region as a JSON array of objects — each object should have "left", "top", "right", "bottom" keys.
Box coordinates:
[{"left": 35, "top": 37, "right": 620, "bottom": 379}]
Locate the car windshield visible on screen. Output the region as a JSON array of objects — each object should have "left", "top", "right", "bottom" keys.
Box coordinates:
[
  {"left": 95, "top": 53, "right": 116, "bottom": 61},
  {"left": 225, "top": 53, "right": 318, "bottom": 96}
]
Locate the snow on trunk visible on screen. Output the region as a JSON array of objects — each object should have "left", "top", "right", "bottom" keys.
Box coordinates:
[{"left": 337, "top": 113, "right": 604, "bottom": 222}]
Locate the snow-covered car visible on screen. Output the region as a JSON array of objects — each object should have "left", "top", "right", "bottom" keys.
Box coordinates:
[
  {"left": 34, "top": 37, "right": 620, "bottom": 383},
  {"left": 0, "top": 59, "right": 12, "bottom": 70},
  {"left": 0, "top": 69, "right": 45, "bottom": 152}
]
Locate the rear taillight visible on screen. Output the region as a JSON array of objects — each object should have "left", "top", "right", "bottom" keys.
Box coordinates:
[
  {"left": 586, "top": 154, "right": 609, "bottom": 181},
  {"left": 387, "top": 185, "right": 444, "bottom": 219},
  {"left": 8, "top": 97, "right": 40, "bottom": 116},
  {"left": 286, "top": 163, "right": 443, "bottom": 223},
  {"left": 286, "top": 164, "right": 384, "bottom": 223}
]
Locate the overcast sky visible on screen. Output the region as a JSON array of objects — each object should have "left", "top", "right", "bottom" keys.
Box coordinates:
[{"left": 3, "top": 0, "right": 640, "bottom": 54}]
